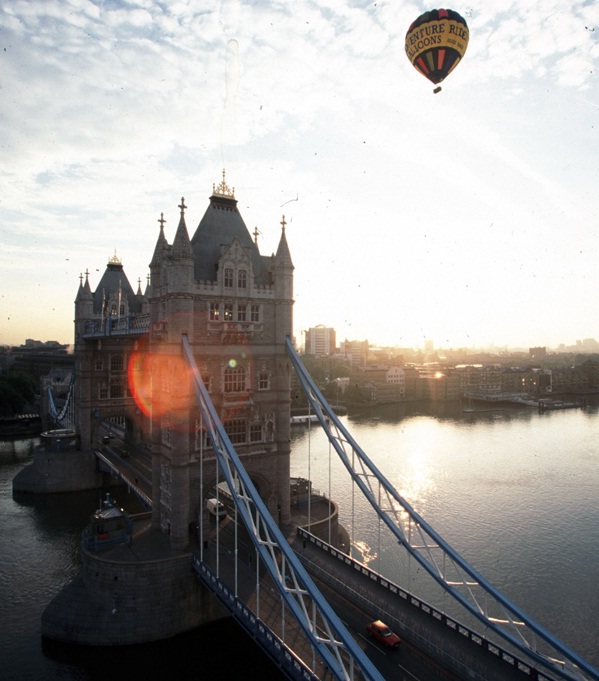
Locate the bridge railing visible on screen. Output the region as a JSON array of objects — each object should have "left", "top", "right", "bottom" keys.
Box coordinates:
[
  {"left": 82, "top": 313, "right": 150, "bottom": 337},
  {"left": 286, "top": 337, "right": 599, "bottom": 681},
  {"left": 182, "top": 334, "right": 385, "bottom": 681},
  {"left": 298, "top": 527, "right": 556, "bottom": 681},
  {"left": 193, "top": 557, "right": 319, "bottom": 681}
]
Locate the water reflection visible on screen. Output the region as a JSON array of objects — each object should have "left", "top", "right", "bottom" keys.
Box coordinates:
[{"left": 291, "top": 399, "right": 599, "bottom": 665}]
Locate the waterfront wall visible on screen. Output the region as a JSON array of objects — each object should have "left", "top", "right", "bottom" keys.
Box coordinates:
[{"left": 12, "top": 448, "right": 107, "bottom": 493}]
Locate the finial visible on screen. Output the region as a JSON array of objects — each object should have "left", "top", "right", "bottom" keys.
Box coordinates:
[
  {"left": 178, "top": 197, "right": 187, "bottom": 217},
  {"left": 253, "top": 226, "right": 260, "bottom": 245},
  {"left": 85, "top": 268, "right": 90, "bottom": 283},
  {"left": 146, "top": 273, "right": 151, "bottom": 286},
  {"left": 212, "top": 168, "right": 235, "bottom": 198},
  {"left": 280, "top": 214, "right": 287, "bottom": 231},
  {"left": 109, "top": 249, "right": 122, "bottom": 265},
  {"left": 158, "top": 212, "right": 166, "bottom": 230},
  {"left": 138, "top": 277, "right": 142, "bottom": 287},
  {"left": 79, "top": 272, "right": 83, "bottom": 286}
]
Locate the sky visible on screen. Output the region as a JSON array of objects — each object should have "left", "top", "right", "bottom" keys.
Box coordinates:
[{"left": 1, "top": 0, "right": 599, "bottom": 351}]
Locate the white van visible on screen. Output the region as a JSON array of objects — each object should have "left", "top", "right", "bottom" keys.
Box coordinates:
[{"left": 206, "top": 498, "right": 226, "bottom": 518}]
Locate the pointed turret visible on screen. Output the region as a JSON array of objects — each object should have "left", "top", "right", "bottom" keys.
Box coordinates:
[
  {"left": 150, "top": 212, "right": 169, "bottom": 267},
  {"left": 273, "top": 214, "right": 294, "bottom": 299},
  {"left": 272, "top": 215, "right": 294, "bottom": 344},
  {"left": 149, "top": 213, "right": 169, "bottom": 298},
  {"left": 275, "top": 215, "right": 294, "bottom": 269},
  {"left": 74, "top": 269, "right": 94, "bottom": 335},
  {"left": 167, "top": 197, "right": 194, "bottom": 292},
  {"left": 171, "top": 197, "right": 193, "bottom": 260}
]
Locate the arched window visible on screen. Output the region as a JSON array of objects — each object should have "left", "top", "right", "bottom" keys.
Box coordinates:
[
  {"left": 237, "top": 269, "right": 247, "bottom": 288},
  {"left": 224, "top": 268, "right": 233, "bottom": 287}
]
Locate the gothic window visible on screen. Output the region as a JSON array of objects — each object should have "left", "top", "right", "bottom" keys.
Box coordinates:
[
  {"left": 110, "top": 382, "right": 123, "bottom": 399},
  {"left": 224, "top": 268, "right": 233, "bottom": 287},
  {"left": 250, "top": 423, "right": 262, "bottom": 442},
  {"left": 225, "top": 419, "right": 246, "bottom": 444},
  {"left": 258, "top": 372, "right": 269, "bottom": 390},
  {"left": 110, "top": 354, "right": 124, "bottom": 372},
  {"left": 99, "top": 385, "right": 108, "bottom": 400},
  {"left": 120, "top": 304, "right": 125, "bottom": 316},
  {"left": 110, "top": 304, "right": 117, "bottom": 316},
  {"left": 209, "top": 302, "right": 220, "bottom": 320},
  {"left": 95, "top": 359, "right": 103, "bottom": 371},
  {"left": 237, "top": 304, "right": 246, "bottom": 322},
  {"left": 250, "top": 305, "right": 260, "bottom": 322},
  {"left": 224, "top": 303, "right": 233, "bottom": 321},
  {"left": 224, "top": 365, "right": 246, "bottom": 393},
  {"left": 238, "top": 269, "right": 247, "bottom": 288}
]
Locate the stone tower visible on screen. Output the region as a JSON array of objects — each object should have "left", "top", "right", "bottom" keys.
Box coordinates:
[
  {"left": 142, "top": 172, "right": 294, "bottom": 549},
  {"left": 73, "top": 253, "right": 148, "bottom": 452}
]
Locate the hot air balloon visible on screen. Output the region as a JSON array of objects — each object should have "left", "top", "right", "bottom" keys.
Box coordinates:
[{"left": 405, "top": 8, "right": 469, "bottom": 93}]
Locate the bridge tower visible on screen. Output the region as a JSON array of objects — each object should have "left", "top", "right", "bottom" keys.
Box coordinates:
[
  {"left": 141, "top": 172, "right": 294, "bottom": 549},
  {"left": 73, "top": 254, "right": 148, "bottom": 451}
]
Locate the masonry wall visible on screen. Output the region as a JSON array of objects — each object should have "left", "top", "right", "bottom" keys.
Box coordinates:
[{"left": 42, "top": 543, "right": 226, "bottom": 645}]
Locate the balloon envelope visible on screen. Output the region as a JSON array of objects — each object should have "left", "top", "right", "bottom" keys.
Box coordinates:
[{"left": 405, "top": 9, "right": 469, "bottom": 86}]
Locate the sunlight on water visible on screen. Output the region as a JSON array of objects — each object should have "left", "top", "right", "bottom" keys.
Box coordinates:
[{"left": 291, "top": 401, "right": 599, "bottom": 667}]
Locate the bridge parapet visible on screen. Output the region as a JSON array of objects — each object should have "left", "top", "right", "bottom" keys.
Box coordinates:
[{"left": 298, "top": 528, "right": 557, "bottom": 681}]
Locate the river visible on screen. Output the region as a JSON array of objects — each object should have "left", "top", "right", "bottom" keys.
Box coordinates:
[
  {"left": 290, "top": 399, "right": 599, "bottom": 669},
  {"left": 1, "top": 400, "right": 598, "bottom": 678}
]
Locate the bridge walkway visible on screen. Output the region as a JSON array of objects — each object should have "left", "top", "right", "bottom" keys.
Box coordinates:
[
  {"left": 199, "top": 515, "right": 331, "bottom": 680},
  {"left": 293, "top": 531, "right": 546, "bottom": 681},
  {"left": 93, "top": 449, "right": 555, "bottom": 681}
]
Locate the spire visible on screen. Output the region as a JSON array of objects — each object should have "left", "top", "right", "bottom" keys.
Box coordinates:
[
  {"left": 150, "top": 212, "right": 169, "bottom": 267},
  {"left": 172, "top": 196, "right": 193, "bottom": 259},
  {"left": 75, "top": 268, "right": 93, "bottom": 301},
  {"left": 275, "top": 214, "right": 294, "bottom": 268}
]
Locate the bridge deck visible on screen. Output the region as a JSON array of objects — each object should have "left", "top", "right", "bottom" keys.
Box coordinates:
[
  {"left": 94, "top": 446, "right": 556, "bottom": 681},
  {"left": 294, "top": 533, "right": 546, "bottom": 681}
]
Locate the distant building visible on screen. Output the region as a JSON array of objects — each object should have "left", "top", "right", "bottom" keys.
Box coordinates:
[
  {"left": 340, "top": 339, "right": 368, "bottom": 366},
  {"left": 529, "top": 347, "right": 547, "bottom": 360},
  {"left": 305, "top": 325, "right": 336, "bottom": 356}
]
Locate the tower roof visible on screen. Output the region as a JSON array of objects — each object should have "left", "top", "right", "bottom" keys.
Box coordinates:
[
  {"left": 190, "top": 171, "right": 271, "bottom": 284},
  {"left": 92, "top": 252, "right": 142, "bottom": 314},
  {"left": 275, "top": 214, "right": 294, "bottom": 269}
]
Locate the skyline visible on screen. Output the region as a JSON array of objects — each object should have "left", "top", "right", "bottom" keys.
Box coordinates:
[{"left": 1, "top": 1, "right": 599, "bottom": 350}]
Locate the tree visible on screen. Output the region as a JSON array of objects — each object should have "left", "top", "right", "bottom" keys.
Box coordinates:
[{"left": 0, "top": 372, "right": 38, "bottom": 416}]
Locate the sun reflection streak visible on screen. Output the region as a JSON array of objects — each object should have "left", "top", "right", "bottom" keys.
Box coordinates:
[{"left": 352, "top": 539, "right": 378, "bottom": 566}]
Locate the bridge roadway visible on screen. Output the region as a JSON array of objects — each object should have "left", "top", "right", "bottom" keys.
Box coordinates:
[{"left": 95, "top": 440, "right": 553, "bottom": 681}]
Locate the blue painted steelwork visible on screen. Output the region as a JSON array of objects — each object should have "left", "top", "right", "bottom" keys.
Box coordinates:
[
  {"left": 95, "top": 450, "right": 152, "bottom": 508},
  {"left": 81, "top": 313, "right": 150, "bottom": 337},
  {"left": 298, "top": 528, "right": 557, "bottom": 681},
  {"left": 193, "top": 557, "right": 319, "bottom": 681},
  {"left": 182, "top": 335, "right": 384, "bottom": 681},
  {"left": 47, "top": 371, "right": 75, "bottom": 428},
  {"left": 286, "top": 336, "right": 599, "bottom": 681}
]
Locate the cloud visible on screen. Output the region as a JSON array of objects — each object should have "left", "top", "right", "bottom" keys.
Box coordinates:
[{"left": 1, "top": 0, "right": 599, "bottom": 348}]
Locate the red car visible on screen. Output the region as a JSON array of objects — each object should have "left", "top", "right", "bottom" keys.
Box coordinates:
[{"left": 365, "top": 620, "right": 401, "bottom": 649}]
